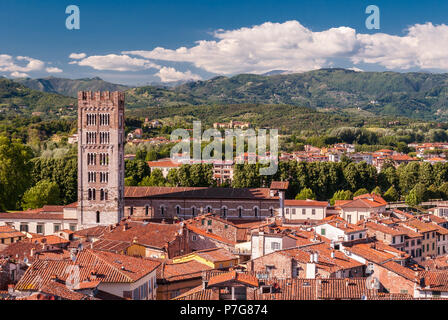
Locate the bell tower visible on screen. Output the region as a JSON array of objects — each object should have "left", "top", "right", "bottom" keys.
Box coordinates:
[{"left": 77, "top": 91, "right": 125, "bottom": 227}]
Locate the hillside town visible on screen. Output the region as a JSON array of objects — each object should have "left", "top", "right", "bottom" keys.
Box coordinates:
[{"left": 1, "top": 91, "right": 448, "bottom": 301}]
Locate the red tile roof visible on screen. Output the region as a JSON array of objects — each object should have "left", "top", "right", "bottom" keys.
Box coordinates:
[
  {"left": 124, "top": 186, "right": 278, "bottom": 200},
  {"left": 285, "top": 199, "right": 328, "bottom": 207}
]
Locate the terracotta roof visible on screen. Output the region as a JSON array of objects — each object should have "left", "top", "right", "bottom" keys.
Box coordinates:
[
  {"left": 339, "top": 198, "right": 386, "bottom": 209},
  {"left": 180, "top": 248, "right": 238, "bottom": 263},
  {"left": 419, "top": 271, "right": 448, "bottom": 292},
  {"left": 364, "top": 221, "right": 406, "bottom": 236},
  {"left": 15, "top": 249, "right": 161, "bottom": 291},
  {"left": 285, "top": 199, "right": 328, "bottom": 207},
  {"left": 31, "top": 235, "right": 70, "bottom": 246},
  {"left": 147, "top": 159, "right": 182, "bottom": 168},
  {"left": 124, "top": 186, "right": 277, "bottom": 200},
  {"left": 41, "top": 205, "right": 65, "bottom": 213},
  {"left": 381, "top": 261, "right": 418, "bottom": 282},
  {"left": 0, "top": 212, "right": 64, "bottom": 220},
  {"left": 157, "top": 260, "right": 213, "bottom": 282},
  {"left": 91, "top": 239, "right": 131, "bottom": 253},
  {"left": 186, "top": 224, "right": 237, "bottom": 245},
  {"left": 0, "top": 225, "right": 25, "bottom": 239},
  {"left": 268, "top": 243, "right": 363, "bottom": 274},
  {"left": 207, "top": 270, "right": 259, "bottom": 287},
  {"left": 176, "top": 277, "right": 379, "bottom": 300},
  {"left": 270, "top": 181, "right": 289, "bottom": 190},
  {"left": 102, "top": 221, "right": 184, "bottom": 249},
  {"left": 74, "top": 225, "right": 108, "bottom": 238}
]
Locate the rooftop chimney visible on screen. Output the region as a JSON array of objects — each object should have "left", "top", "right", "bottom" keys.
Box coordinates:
[
  {"left": 123, "top": 223, "right": 128, "bottom": 231},
  {"left": 331, "top": 251, "right": 335, "bottom": 259},
  {"left": 30, "top": 248, "right": 35, "bottom": 257}
]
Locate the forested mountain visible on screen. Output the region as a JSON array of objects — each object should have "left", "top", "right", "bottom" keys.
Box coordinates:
[
  {"left": 15, "top": 76, "right": 129, "bottom": 98},
  {"left": 8, "top": 69, "right": 448, "bottom": 121},
  {"left": 127, "top": 69, "right": 448, "bottom": 120}
]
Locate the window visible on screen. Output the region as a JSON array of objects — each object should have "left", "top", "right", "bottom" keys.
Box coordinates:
[
  {"left": 254, "top": 207, "right": 258, "bottom": 217},
  {"left": 36, "top": 224, "right": 44, "bottom": 234},
  {"left": 69, "top": 224, "right": 76, "bottom": 232},
  {"left": 191, "top": 207, "right": 196, "bottom": 217},
  {"left": 321, "top": 228, "right": 326, "bottom": 236},
  {"left": 53, "top": 224, "right": 61, "bottom": 233},
  {"left": 160, "top": 206, "right": 165, "bottom": 215},
  {"left": 269, "top": 207, "right": 274, "bottom": 217},
  {"left": 286, "top": 208, "right": 289, "bottom": 215},
  {"left": 192, "top": 235, "right": 197, "bottom": 241},
  {"left": 20, "top": 224, "right": 29, "bottom": 233},
  {"left": 347, "top": 215, "right": 352, "bottom": 223},
  {"left": 207, "top": 220, "right": 212, "bottom": 226},
  {"left": 302, "top": 209, "right": 306, "bottom": 215},
  {"left": 145, "top": 205, "right": 149, "bottom": 216},
  {"left": 176, "top": 206, "right": 181, "bottom": 215},
  {"left": 222, "top": 207, "right": 227, "bottom": 217},
  {"left": 312, "top": 209, "right": 316, "bottom": 215},
  {"left": 130, "top": 207, "right": 134, "bottom": 215},
  {"left": 271, "top": 242, "right": 280, "bottom": 250},
  {"left": 238, "top": 207, "right": 243, "bottom": 218},
  {"left": 96, "top": 211, "right": 100, "bottom": 223}
]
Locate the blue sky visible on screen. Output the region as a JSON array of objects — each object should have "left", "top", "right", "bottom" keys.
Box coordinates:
[{"left": 1, "top": 0, "right": 448, "bottom": 85}]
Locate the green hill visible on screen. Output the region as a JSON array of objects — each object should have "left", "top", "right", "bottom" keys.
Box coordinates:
[
  {"left": 126, "top": 69, "right": 448, "bottom": 120},
  {"left": 15, "top": 76, "right": 129, "bottom": 98},
  {"left": 0, "top": 78, "right": 76, "bottom": 117}
]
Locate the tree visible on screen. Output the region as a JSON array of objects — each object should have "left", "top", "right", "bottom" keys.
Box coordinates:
[
  {"left": 383, "top": 186, "right": 399, "bottom": 202},
  {"left": 166, "top": 168, "right": 180, "bottom": 186},
  {"left": 354, "top": 188, "right": 369, "bottom": 197},
  {"left": 295, "top": 188, "right": 316, "bottom": 200},
  {"left": 139, "top": 169, "right": 166, "bottom": 186},
  {"left": 125, "top": 160, "right": 150, "bottom": 184},
  {"left": 0, "top": 136, "right": 34, "bottom": 210},
  {"left": 145, "top": 150, "right": 158, "bottom": 161},
  {"left": 232, "top": 164, "right": 261, "bottom": 188},
  {"left": 330, "top": 190, "right": 353, "bottom": 205},
  {"left": 22, "top": 179, "right": 61, "bottom": 210},
  {"left": 439, "top": 182, "right": 448, "bottom": 200},
  {"left": 371, "top": 186, "right": 382, "bottom": 196},
  {"left": 124, "top": 177, "right": 137, "bottom": 186},
  {"left": 405, "top": 183, "right": 427, "bottom": 206}
]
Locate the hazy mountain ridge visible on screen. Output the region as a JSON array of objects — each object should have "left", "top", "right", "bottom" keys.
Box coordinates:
[
  {"left": 15, "top": 76, "right": 130, "bottom": 98},
  {"left": 9, "top": 69, "right": 448, "bottom": 121}
]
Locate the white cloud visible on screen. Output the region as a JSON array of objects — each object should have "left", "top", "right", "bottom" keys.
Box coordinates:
[
  {"left": 352, "top": 23, "right": 448, "bottom": 70},
  {"left": 123, "top": 20, "right": 448, "bottom": 74},
  {"left": 69, "top": 52, "right": 87, "bottom": 60},
  {"left": 0, "top": 55, "right": 45, "bottom": 73},
  {"left": 71, "top": 54, "right": 160, "bottom": 71},
  {"left": 46, "top": 67, "right": 63, "bottom": 73},
  {"left": 155, "top": 67, "right": 202, "bottom": 82},
  {"left": 10, "top": 71, "right": 29, "bottom": 78}
]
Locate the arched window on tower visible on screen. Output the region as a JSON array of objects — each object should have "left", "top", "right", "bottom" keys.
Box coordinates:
[
  {"left": 145, "top": 205, "right": 149, "bottom": 216},
  {"left": 96, "top": 211, "right": 100, "bottom": 223}
]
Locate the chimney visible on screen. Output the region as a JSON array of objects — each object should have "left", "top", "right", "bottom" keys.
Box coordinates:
[
  {"left": 123, "top": 223, "right": 128, "bottom": 231},
  {"left": 314, "top": 252, "right": 319, "bottom": 263},
  {"left": 30, "top": 248, "right": 35, "bottom": 257},
  {"left": 7, "top": 284, "right": 14, "bottom": 294},
  {"left": 202, "top": 279, "right": 209, "bottom": 289},
  {"left": 161, "top": 219, "right": 166, "bottom": 224},
  {"left": 309, "top": 252, "right": 314, "bottom": 263},
  {"left": 331, "top": 250, "right": 335, "bottom": 259}
]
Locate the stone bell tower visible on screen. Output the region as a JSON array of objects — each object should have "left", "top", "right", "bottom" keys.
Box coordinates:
[{"left": 77, "top": 91, "right": 125, "bottom": 227}]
